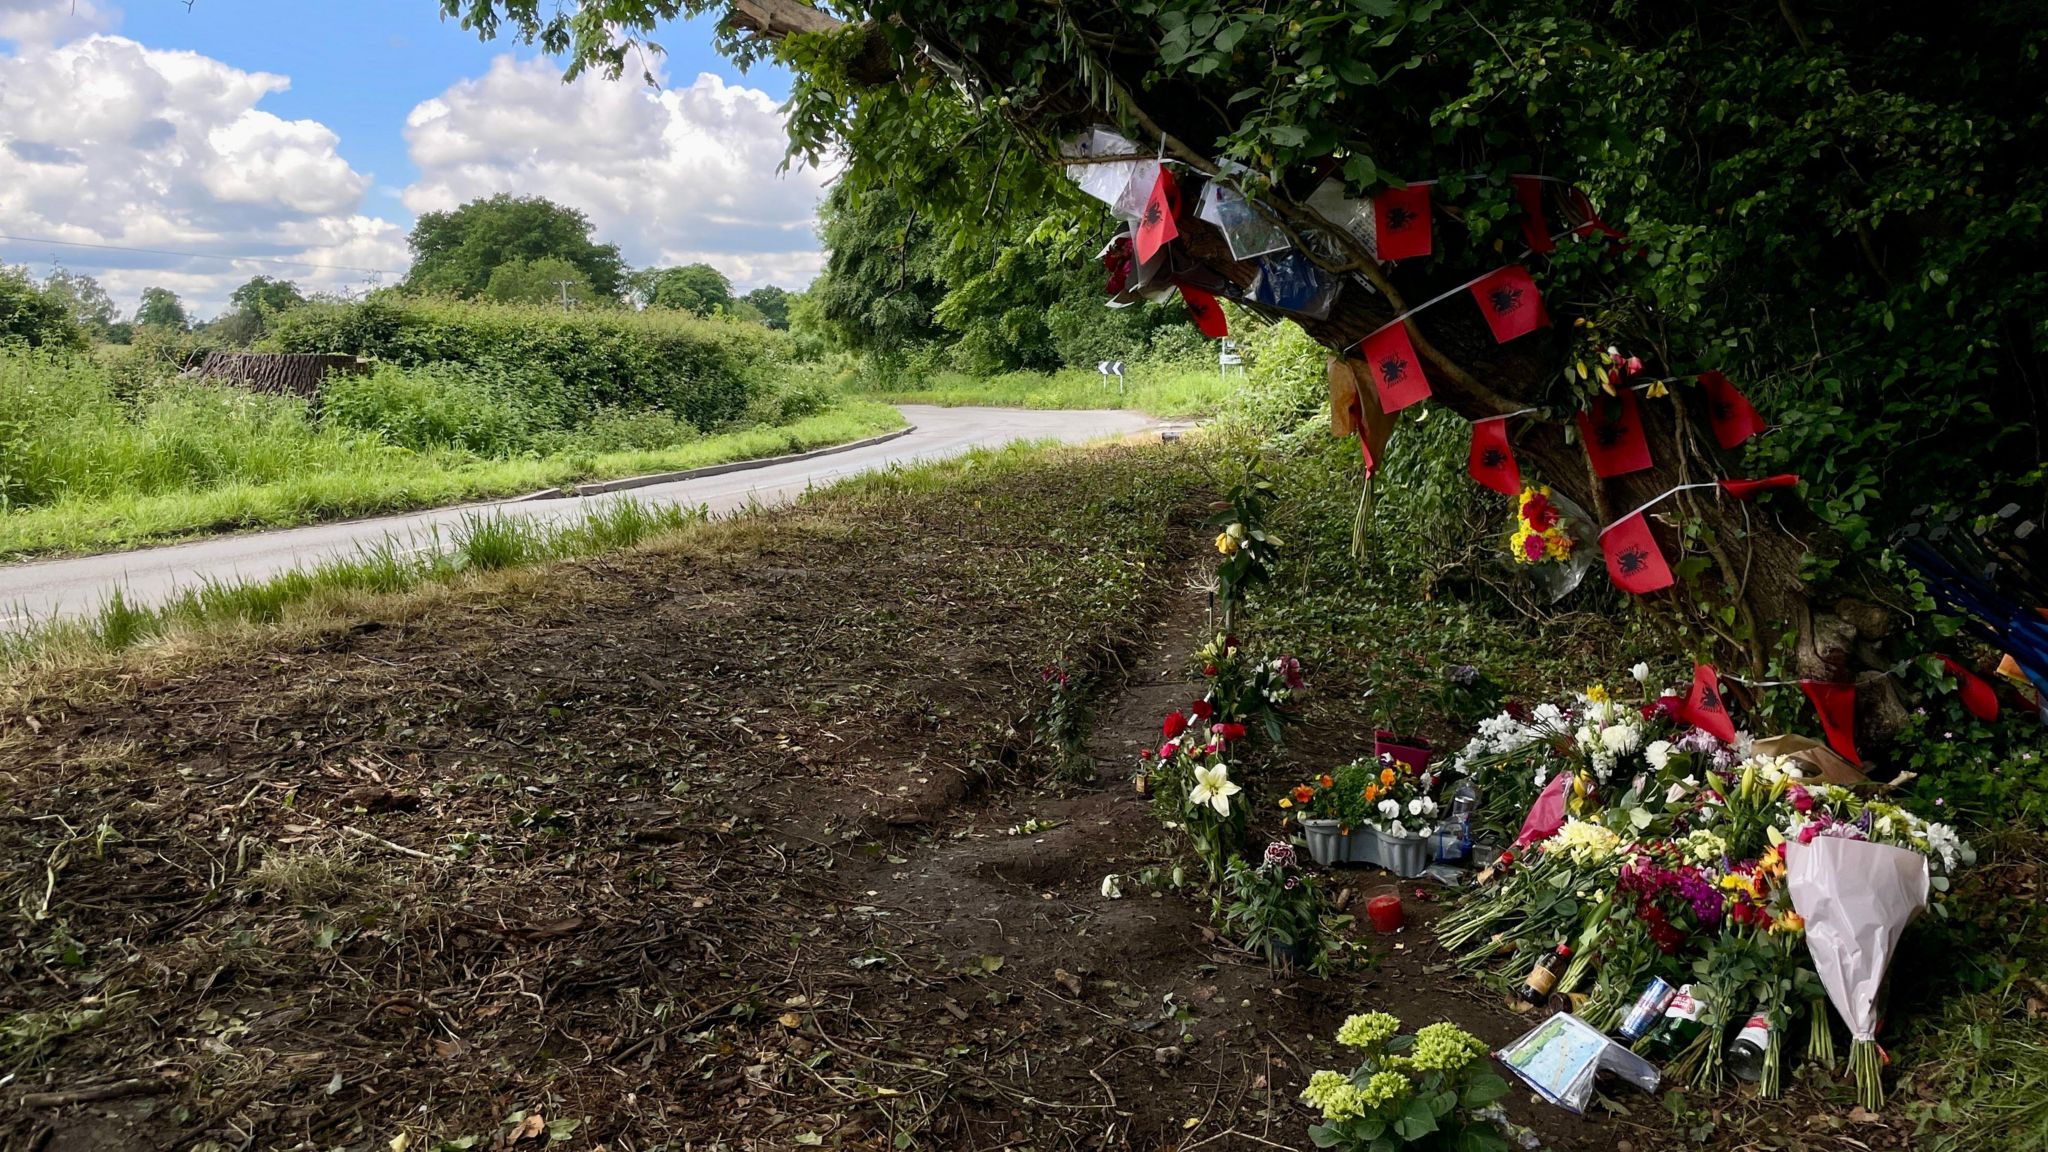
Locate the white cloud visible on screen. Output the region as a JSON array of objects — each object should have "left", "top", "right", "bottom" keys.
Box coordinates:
[
  {"left": 0, "top": 0, "right": 115, "bottom": 46},
  {"left": 0, "top": 32, "right": 407, "bottom": 316},
  {"left": 402, "top": 55, "right": 830, "bottom": 291}
]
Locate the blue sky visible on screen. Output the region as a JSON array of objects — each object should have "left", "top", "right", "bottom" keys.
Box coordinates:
[{"left": 0, "top": 0, "right": 824, "bottom": 315}]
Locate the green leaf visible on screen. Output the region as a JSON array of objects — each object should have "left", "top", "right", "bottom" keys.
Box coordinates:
[
  {"left": 1307, "top": 1123, "right": 1343, "bottom": 1148},
  {"left": 1395, "top": 1097, "right": 1439, "bottom": 1140}
]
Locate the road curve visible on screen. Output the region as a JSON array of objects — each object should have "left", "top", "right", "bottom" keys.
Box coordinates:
[{"left": 0, "top": 405, "right": 1156, "bottom": 627}]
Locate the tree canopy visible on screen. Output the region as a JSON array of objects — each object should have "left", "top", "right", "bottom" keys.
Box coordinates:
[
  {"left": 481, "top": 256, "right": 599, "bottom": 307},
  {"left": 444, "top": 1, "right": 2048, "bottom": 692},
  {"left": 134, "top": 286, "right": 189, "bottom": 331},
  {"left": 404, "top": 193, "right": 626, "bottom": 301},
  {"left": 740, "top": 285, "right": 794, "bottom": 329},
  {"left": 0, "top": 266, "right": 88, "bottom": 350},
  {"left": 40, "top": 268, "right": 122, "bottom": 342},
  {"left": 640, "top": 263, "right": 735, "bottom": 315}
]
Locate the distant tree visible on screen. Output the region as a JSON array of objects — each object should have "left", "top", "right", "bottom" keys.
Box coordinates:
[
  {"left": 214, "top": 275, "right": 308, "bottom": 344},
  {"left": 40, "top": 267, "right": 121, "bottom": 341},
  {"left": 134, "top": 286, "right": 189, "bottom": 331},
  {"left": 0, "top": 266, "right": 87, "bottom": 349},
  {"left": 404, "top": 194, "right": 625, "bottom": 301},
  {"left": 481, "top": 257, "right": 598, "bottom": 307},
  {"left": 741, "top": 285, "right": 794, "bottom": 329},
  {"left": 646, "top": 263, "right": 734, "bottom": 316}
]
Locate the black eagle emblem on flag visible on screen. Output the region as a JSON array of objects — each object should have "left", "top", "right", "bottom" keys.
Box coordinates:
[
  {"left": 1480, "top": 447, "right": 1508, "bottom": 470},
  {"left": 1595, "top": 421, "right": 1627, "bottom": 448},
  {"left": 1698, "top": 685, "right": 1724, "bottom": 713},
  {"left": 1711, "top": 398, "right": 1735, "bottom": 423},
  {"left": 1187, "top": 298, "right": 1209, "bottom": 319},
  {"left": 1385, "top": 205, "right": 1416, "bottom": 231},
  {"left": 1142, "top": 202, "right": 1164, "bottom": 230},
  {"left": 1379, "top": 356, "right": 1408, "bottom": 384},
  {"left": 1618, "top": 547, "right": 1651, "bottom": 576},
  {"left": 1488, "top": 286, "right": 1524, "bottom": 315}
]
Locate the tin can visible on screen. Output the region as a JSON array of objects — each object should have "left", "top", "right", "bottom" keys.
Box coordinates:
[{"left": 1618, "top": 977, "right": 1678, "bottom": 1041}]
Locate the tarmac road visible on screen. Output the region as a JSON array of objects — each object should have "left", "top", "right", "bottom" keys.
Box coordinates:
[{"left": 0, "top": 405, "right": 1157, "bottom": 628}]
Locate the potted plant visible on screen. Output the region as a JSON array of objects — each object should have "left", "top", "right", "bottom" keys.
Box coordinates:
[
  {"left": 1222, "top": 842, "right": 1335, "bottom": 975},
  {"left": 1364, "top": 753, "right": 1441, "bottom": 878},
  {"left": 1300, "top": 1013, "right": 1513, "bottom": 1151},
  {"left": 1284, "top": 760, "right": 1370, "bottom": 866}
]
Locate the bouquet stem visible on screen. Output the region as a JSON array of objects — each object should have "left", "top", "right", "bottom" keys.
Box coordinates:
[
  {"left": 1761, "top": 1026, "right": 1783, "bottom": 1100},
  {"left": 1851, "top": 1038, "right": 1884, "bottom": 1112},
  {"left": 1667, "top": 1021, "right": 1723, "bottom": 1093},
  {"left": 1807, "top": 998, "right": 1836, "bottom": 1071}
]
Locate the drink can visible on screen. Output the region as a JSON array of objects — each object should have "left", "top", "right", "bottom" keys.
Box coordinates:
[{"left": 1619, "top": 977, "right": 1678, "bottom": 1041}]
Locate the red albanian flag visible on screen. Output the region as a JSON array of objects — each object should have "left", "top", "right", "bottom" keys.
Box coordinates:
[
  {"left": 1681, "top": 663, "right": 1738, "bottom": 743},
  {"left": 1179, "top": 285, "right": 1228, "bottom": 339},
  {"left": 1372, "top": 183, "right": 1433, "bottom": 262},
  {"left": 1719, "top": 474, "right": 1800, "bottom": 499},
  {"left": 1937, "top": 654, "right": 2001, "bottom": 723},
  {"left": 1800, "top": 680, "right": 1862, "bottom": 766},
  {"left": 1360, "top": 323, "right": 1431, "bottom": 413},
  {"left": 1470, "top": 266, "right": 1550, "bottom": 343},
  {"left": 1600, "top": 510, "right": 1674, "bottom": 596},
  {"left": 1567, "top": 188, "right": 1626, "bottom": 241},
  {"left": 1135, "top": 166, "right": 1181, "bottom": 264},
  {"left": 1468, "top": 417, "right": 1522, "bottom": 496},
  {"left": 1577, "top": 389, "right": 1653, "bottom": 479},
  {"left": 1699, "top": 370, "right": 1768, "bottom": 451},
  {"left": 1513, "top": 175, "right": 1555, "bottom": 255}
]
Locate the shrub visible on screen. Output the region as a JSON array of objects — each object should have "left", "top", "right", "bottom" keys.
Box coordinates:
[
  {"left": 267, "top": 295, "right": 785, "bottom": 431},
  {"left": 322, "top": 363, "right": 543, "bottom": 457}
]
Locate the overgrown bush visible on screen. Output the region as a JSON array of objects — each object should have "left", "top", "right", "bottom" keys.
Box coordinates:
[
  {"left": 322, "top": 363, "right": 543, "bottom": 457},
  {"left": 268, "top": 295, "right": 786, "bottom": 431}
]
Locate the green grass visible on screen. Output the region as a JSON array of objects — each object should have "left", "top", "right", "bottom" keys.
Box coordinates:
[
  {"left": 863, "top": 366, "right": 1235, "bottom": 418},
  {"left": 1, "top": 498, "right": 708, "bottom": 668},
  {"left": 0, "top": 401, "right": 903, "bottom": 561}
]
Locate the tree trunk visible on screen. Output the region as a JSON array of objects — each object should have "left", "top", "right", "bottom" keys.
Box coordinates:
[{"left": 190, "top": 352, "right": 366, "bottom": 414}]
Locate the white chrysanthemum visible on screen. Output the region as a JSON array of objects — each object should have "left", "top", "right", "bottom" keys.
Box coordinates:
[
  {"left": 1600, "top": 724, "right": 1641, "bottom": 756},
  {"left": 1645, "top": 740, "right": 1673, "bottom": 772}
]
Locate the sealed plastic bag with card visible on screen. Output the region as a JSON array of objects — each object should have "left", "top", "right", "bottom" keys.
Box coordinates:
[{"left": 1496, "top": 1011, "right": 1659, "bottom": 1114}]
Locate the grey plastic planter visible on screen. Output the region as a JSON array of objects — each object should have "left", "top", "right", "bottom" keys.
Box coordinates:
[
  {"left": 1377, "top": 831, "right": 1432, "bottom": 878},
  {"left": 1345, "top": 827, "right": 1380, "bottom": 867},
  {"left": 1300, "top": 819, "right": 1346, "bottom": 866}
]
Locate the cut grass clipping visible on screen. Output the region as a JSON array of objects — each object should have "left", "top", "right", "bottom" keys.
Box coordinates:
[{"left": 1, "top": 497, "right": 705, "bottom": 668}]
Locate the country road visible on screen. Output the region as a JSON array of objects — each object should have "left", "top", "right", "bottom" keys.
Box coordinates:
[{"left": 0, "top": 405, "right": 1157, "bottom": 627}]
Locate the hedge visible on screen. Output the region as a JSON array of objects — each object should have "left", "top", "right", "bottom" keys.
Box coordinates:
[{"left": 266, "top": 296, "right": 786, "bottom": 431}]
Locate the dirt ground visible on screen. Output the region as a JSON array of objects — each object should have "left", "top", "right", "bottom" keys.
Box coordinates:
[{"left": 0, "top": 446, "right": 1916, "bottom": 1151}]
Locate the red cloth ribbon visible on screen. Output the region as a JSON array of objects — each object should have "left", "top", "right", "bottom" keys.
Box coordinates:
[
  {"left": 1720, "top": 474, "right": 1800, "bottom": 499},
  {"left": 1800, "top": 680, "right": 1862, "bottom": 766}
]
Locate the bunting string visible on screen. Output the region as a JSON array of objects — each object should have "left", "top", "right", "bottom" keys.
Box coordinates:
[
  {"left": 1599, "top": 482, "right": 1720, "bottom": 537},
  {"left": 1344, "top": 267, "right": 1507, "bottom": 353},
  {"left": 1475, "top": 406, "right": 1544, "bottom": 424}
]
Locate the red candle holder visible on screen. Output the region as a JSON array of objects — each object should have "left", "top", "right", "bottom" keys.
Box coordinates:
[{"left": 1367, "top": 894, "right": 1405, "bottom": 933}]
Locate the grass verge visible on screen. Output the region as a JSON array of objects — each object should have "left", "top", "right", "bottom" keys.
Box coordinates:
[
  {"left": 863, "top": 366, "right": 1232, "bottom": 417},
  {"left": 1, "top": 498, "right": 708, "bottom": 671},
  {"left": 0, "top": 401, "right": 903, "bottom": 561}
]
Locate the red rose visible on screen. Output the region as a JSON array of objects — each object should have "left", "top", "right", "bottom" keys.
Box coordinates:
[
  {"left": 1191, "top": 699, "right": 1214, "bottom": 720},
  {"left": 1162, "top": 712, "right": 1188, "bottom": 739},
  {"left": 1215, "top": 722, "right": 1248, "bottom": 742},
  {"left": 1204, "top": 664, "right": 1218, "bottom": 676}
]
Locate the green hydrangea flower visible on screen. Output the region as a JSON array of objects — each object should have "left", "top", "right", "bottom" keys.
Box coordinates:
[
  {"left": 1336, "top": 1011, "right": 1401, "bottom": 1049},
  {"left": 1300, "top": 1069, "right": 1348, "bottom": 1110},
  {"left": 1409, "top": 1022, "right": 1488, "bottom": 1072},
  {"left": 1317, "top": 1082, "right": 1367, "bottom": 1121},
  {"left": 1359, "top": 1070, "right": 1412, "bottom": 1110}
]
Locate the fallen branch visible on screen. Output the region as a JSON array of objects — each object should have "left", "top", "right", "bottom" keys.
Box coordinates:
[
  {"left": 17, "top": 1077, "right": 173, "bottom": 1109},
  {"left": 340, "top": 825, "right": 439, "bottom": 861}
]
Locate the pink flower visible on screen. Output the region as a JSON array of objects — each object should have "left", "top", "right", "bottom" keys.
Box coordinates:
[
  {"left": 1522, "top": 534, "right": 1548, "bottom": 562},
  {"left": 1790, "top": 786, "right": 1815, "bottom": 813}
]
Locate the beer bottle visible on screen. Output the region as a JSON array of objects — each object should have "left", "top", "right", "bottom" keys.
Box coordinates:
[{"left": 1517, "top": 942, "right": 1571, "bottom": 1006}]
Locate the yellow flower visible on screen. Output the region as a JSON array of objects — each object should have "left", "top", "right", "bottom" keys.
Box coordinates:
[
  {"left": 1584, "top": 684, "right": 1609, "bottom": 703},
  {"left": 1278, "top": 798, "right": 1294, "bottom": 810},
  {"left": 1773, "top": 910, "right": 1806, "bottom": 935},
  {"left": 1215, "top": 532, "right": 1239, "bottom": 555}
]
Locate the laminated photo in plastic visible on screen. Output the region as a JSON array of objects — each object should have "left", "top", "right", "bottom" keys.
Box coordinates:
[
  {"left": 1195, "top": 180, "right": 1293, "bottom": 261},
  {"left": 1249, "top": 251, "right": 1339, "bottom": 319},
  {"left": 1062, "top": 128, "right": 1148, "bottom": 211},
  {"left": 1496, "top": 1012, "right": 1659, "bottom": 1115},
  {"left": 1305, "top": 177, "right": 1378, "bottom": 260}
]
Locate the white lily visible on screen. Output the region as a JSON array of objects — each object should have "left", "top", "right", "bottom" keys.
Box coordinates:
[{"left": 1189, "top": 763, "right": 1241, "bottom": 816}]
